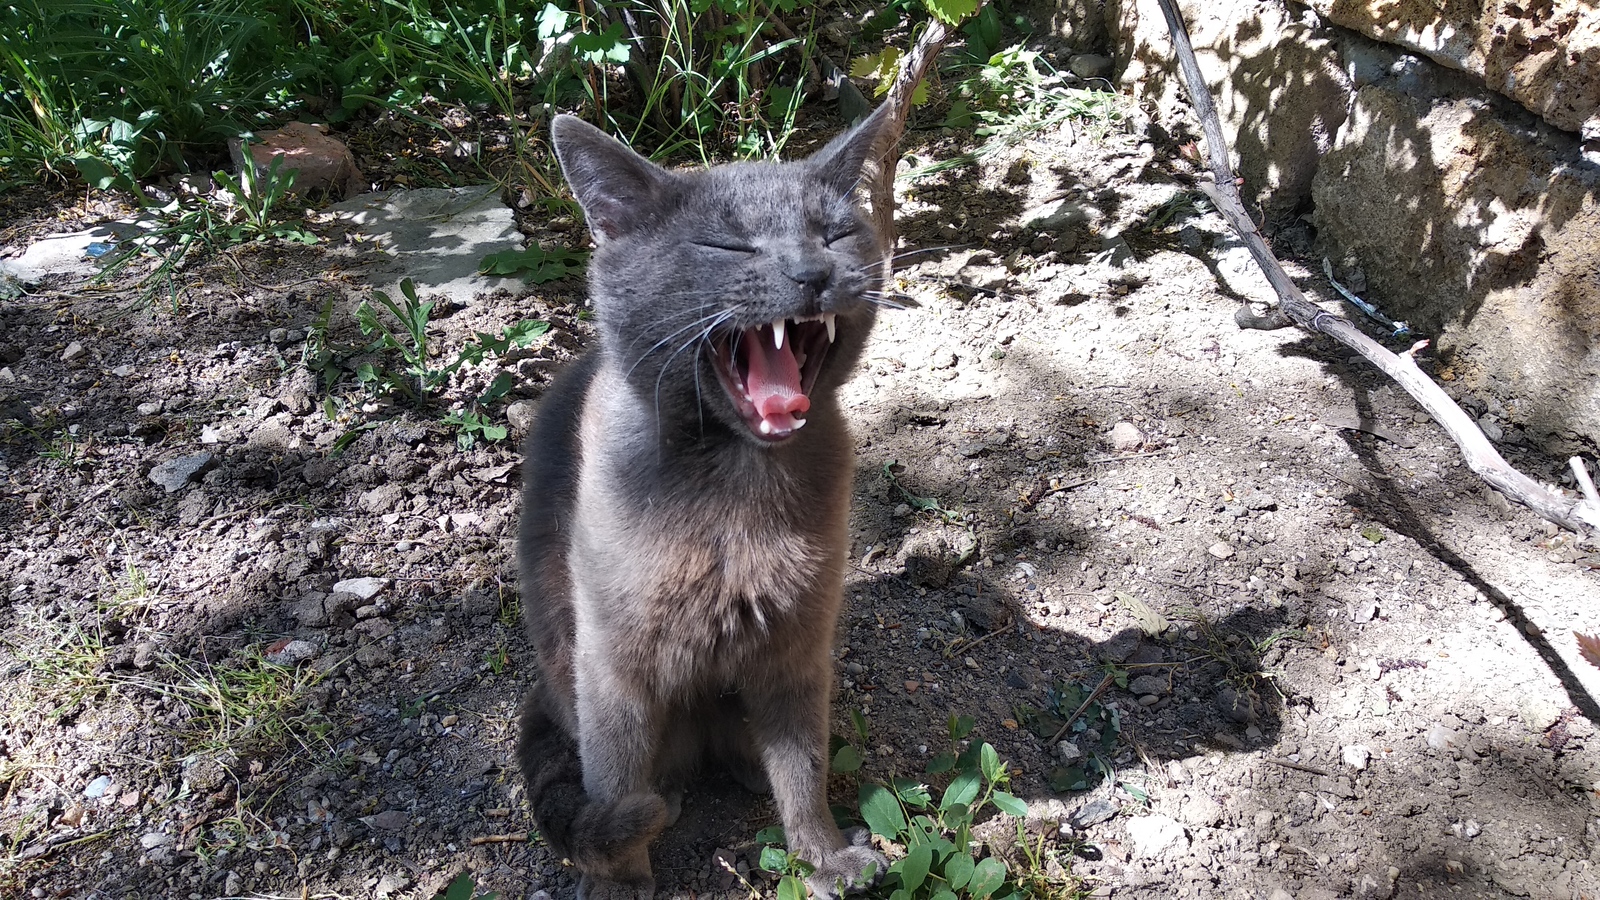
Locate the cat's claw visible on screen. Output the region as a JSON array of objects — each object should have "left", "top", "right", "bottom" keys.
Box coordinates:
[{"left": 805, "top": 827, "right": 888, "bottom": 900}]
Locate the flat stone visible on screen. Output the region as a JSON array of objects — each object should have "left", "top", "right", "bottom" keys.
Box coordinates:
[
  {"left": 331, "top": 577, "right": 390, "bottom": 600},
  {"left": 1208, "top": 542, "right": 1236, "bottom": 560},
  {"left": 1125, "top": 814, "right": 1188, "bottom": 858},
  {"left": 61, "top": 342, "right": 86, "bottom": 363},
  {"left": 1069, "top": 797, "right": 1120, "bottom": 829},
  {"left": 1109, "top": 421, "right": 1144, "bottom": 451},
  {"left": 330, "top": 185, "right": 527, "bottom": 302},
  {"left": 84, "top": 775, "right": 113, "bottom": 799},
  {"left": 148, "top": 452, "right": 214, "bottom": 493},
  {"left": 264, "top": 639, "right": 319, "bottom": 666}
]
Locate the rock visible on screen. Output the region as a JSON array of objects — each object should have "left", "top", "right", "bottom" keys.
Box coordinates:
[
  {"left": 148, "top": 452, "right": 214, "bottom": 493},
  {"left": 1313, "top": 85, "right": 1600, "bottom": 453},
  {"left": 1177, "top": 792, "right": 1224, "bottom": 828},
  {"left": 712, "top": 848, "right": 740, "bottom": 890},
  {"left": 137, "top": 401, "right": 163, "bottom": 416},
  {"left": 1128, "top": 674, "right": 1167, "bottom": 696},
  {"left": 368, "top": 810, "right": 409, "bottom": 831},
  {"left": 232, "top": 122, "right": 365, "bottom": 198},
  {"left": 264, "top": 639, "right": 319, "bottom": 666},
  {"left": 1425, "top": 723, "right": 1462, "bottom": 751},
  {"left": 332, "top": 577, "right": 390, "bottom": 601},
  {"left": 60, "top": 342, "right": 85, "bottom": 363},
  {"left": 1519, "top": 697, "right": 1561, "bottom": 734},
  {"left": 1069, "top": 797, "right": 1120, "bottom": 829},
  {"left": 84, "top": 775, "right": 113, "bottom": 799},
  {"left": 1215, "top": 685, "right": 1259, "bottom": 724},
  {"left": 1304, "top": 0, "right": 1597, "bottom": 135},
  {"left": 1342, "top": 744, "right": 1372, "bottom": 771},
  {"left": 1108, "top": 421, "right": 1144, "bottom": 451},
  {"left": 507, "top": 399, "right": 539, "bottom": 437},
  {"left": 1068, "top": 53, "right": 1114, "bottom": 80},
  {"left": 373, "top": 870, "right": 411, "bottom": 898},
  {"left": 1125, "top": 814, "right": 1188, "bottom": 858},
  {"left": 139, "top": 832, "right": 172, "bottom": 850},
  {"left": 330, "top": 185, "right": 525, "bottom": 301},
  {"left": 1057, "top": 741, "right": 1084, "bottom": 763},
  {"left": 1208, "top": 542, "right": 1235, "bottom": 560}
]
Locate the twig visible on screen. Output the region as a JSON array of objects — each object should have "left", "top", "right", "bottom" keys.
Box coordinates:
[
  {"left": 870, "top": 12, "right": 979, "bottom": 253},
  {"left": 1049, "top": 671, "right": 1116, "bottom": 745},
  {"left": 470, "top": 832, "right": 529, "bottom": 845},
  {"left": 1150, "top": 0, "right": 1600, "bottom": 545},
  {"left": 1572, "top": 458, "right": 1600, "bottom": 509},
  {"left": 1264, "top": 757, "right": 1332, "bottom": 778},
  {"left": 947, "top": 624, "right": 1009, "bottom": 656}
]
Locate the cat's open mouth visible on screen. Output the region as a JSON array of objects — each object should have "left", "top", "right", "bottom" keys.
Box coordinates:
[{"left": 710, "top": 313, "right": 837, "bottom": 442}]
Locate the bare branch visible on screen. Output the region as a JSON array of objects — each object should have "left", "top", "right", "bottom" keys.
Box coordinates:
[
  {"left": 869, "top": 16, "right": 962, "bottom": 253},
  {"left": 1151, "top": 0, "right": 1600, "bottom": 543}
]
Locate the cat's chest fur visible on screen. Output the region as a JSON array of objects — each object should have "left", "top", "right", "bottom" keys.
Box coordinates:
[{"left": 566, "top": 366, "right": 852, "bottom": 687}]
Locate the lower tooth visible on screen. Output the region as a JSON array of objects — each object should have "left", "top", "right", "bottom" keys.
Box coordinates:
[
  {"left": 792, "top": 418, "right": 806, "bottom": 430},
  {"left": 759, "top": 420, "right": 773, "bottom": 435}
]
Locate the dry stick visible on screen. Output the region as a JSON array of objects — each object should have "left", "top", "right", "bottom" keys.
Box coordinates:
[
  {"left": 1150, "top": 0, "right": 1600, "bottom": 544},
  {"left": 868, "top": 15, "right": 957, "bottom": 250}
]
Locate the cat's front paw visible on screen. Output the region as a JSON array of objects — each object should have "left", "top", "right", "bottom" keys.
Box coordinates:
[
  {"left": 577, "top": 874, "right": 654, "bottom": 900},
  {"left": 806, "top": 827, "right": 888, "bottom": 899}
]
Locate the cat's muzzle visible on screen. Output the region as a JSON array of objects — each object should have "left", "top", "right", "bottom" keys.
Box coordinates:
[{"left": 711, "top": 313, "right": 837, "bottom": 442}]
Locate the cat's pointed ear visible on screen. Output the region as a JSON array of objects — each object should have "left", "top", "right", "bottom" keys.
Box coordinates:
[
  {"left": 551, "top": 115, "right": 670, "bottom": 244},
  {"left": 806, "top": 102, "right": 898, "bottom": 195}
]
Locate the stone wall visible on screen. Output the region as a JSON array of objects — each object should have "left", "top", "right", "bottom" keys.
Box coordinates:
[{"left": 1103, "top": 0, "right": 1600, "bottom": 454}]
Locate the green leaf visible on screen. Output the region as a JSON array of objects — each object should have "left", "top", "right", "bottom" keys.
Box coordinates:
[
  {"left": 924, "top": 0, "right": 980, "bottom": 26},
  {"left": 898, "top": 843, "right": 933, "bottom": 893},
  {"left": 504, "top": 319, "right": 552, "bottom": 346},
  {"left": 926, "top": 751, "right": 956, "bottom": 775},
  {"left": 980, "top": 743, "right": 1003, "bottom": 784},
  {"left": 948, "top": 713, "right": 976, "bottom": 741},
  {"left": 991, "top": 790, "right": 1027, "bottom": 817},
  {"left": 755, "top": 825, "right": 786, "bottom": 846},
  {"left": 777, "top": 875, "right": 806, "bottom": 900},
  {"left": 832, "top": 744, "right": 863, "bottom": 774},
  {"left": 858, "top": 782, "right": 907, "bottom": 840},
  {"left": 479, "top": 246, "right": 586, "bottom": 282},
  {"left": 478, "top": 372, "right": 516, "bottom": 405},
  {"left": 572, "top": 21, "right": 630, "bottom": 64},
  {"left": 942, "top": 770, "right": 980, "bottom": 811},
  {"left": 851, "top": 707, "right": 870, "bottom": 742},
  {"left": 967, "top": 857, "right": 1007, "bottom": 899},
  {"left": 441, "top": 872, "right": 474, "bottom": 900},
  {"left": 891, "top": 777, "right": 931, "bottom": 808},
  {"left": 930, "top": 889, "right": 958, "bottom": 900},
  {"left": 1047, "top": 765, "right": 1087, "bottom": 792},
  {"left": 759, "top": 846, "right": 790, "bottom": 873},
  {"left": 944, "top": 850, "right": 975, "bottom": 891}
]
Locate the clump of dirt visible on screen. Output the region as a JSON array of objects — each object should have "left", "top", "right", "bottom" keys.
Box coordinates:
[{"left": 3, "top": 92, "right": 1599, "bottom": 900}]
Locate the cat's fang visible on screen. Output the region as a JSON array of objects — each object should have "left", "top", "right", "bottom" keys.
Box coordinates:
[
  {"left": 772, "top": 318, "right": 786, "bottom": 350},
  {"left": 824, "top": 313, "right": 836, "bottom": 343}
]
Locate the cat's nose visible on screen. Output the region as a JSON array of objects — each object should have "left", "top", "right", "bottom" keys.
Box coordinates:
[{"left": 785, "top": 260, "right": 832, "bottom": 294}]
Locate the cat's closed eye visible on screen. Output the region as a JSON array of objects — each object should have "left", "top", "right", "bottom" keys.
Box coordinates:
[
  {"left": 694, "top": 239, "right": 758, "bottom": 254},
  {"left": 824, "top": 228, "right": 856, "bottom": 246}
]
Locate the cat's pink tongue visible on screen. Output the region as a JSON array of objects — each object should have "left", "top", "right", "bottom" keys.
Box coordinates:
[{"left": 744, "top": 334, "right": 810, "bottom": 432}]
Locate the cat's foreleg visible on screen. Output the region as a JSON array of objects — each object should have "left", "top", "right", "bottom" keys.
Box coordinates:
[
  {"left": 744, "top": 661, "right": 888, "bottom": 899},
  {"left": 567, "top": 659, "right": 668, "bottom": 899}
]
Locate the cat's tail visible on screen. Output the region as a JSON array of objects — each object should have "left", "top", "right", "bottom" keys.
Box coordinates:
[{"left": 518, "top": 685, "right": 669, "bottom": 870}]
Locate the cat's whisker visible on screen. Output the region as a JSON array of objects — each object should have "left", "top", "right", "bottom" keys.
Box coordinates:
[
  {"left": 650, "top": 308, "right": 735, "bottom": 431},
  {"left": 625, "top": 307, "right": 739, "bottom": 381}
]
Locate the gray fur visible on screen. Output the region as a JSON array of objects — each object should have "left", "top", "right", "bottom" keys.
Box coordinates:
[{"left": 518, "top": 108, "right": 896, "bottom": 900}]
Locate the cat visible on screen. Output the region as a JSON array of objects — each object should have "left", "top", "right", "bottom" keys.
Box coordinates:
[{"left": 516, "top": 104, "right": 897, "bottom": 900}]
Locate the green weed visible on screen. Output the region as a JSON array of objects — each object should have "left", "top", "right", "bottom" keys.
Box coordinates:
[{"left": 434, "top": 871, "right": 499, "bottom": 900}]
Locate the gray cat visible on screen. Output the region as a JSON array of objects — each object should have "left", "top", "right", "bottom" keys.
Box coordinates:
[{"left": 516, "top": 105, "right": 897, "bottom": 900}]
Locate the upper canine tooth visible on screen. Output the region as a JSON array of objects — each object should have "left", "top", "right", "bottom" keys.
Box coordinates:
[
  {"left": 773, "top": 318, "right": 786, "bottom": 350},
  {"left": 824, "top": 313, "right": 837, "bottom": 343}
]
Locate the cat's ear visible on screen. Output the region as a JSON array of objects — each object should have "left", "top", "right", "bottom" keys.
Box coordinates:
[
  {"left": 806, "top": 102, "right": 898, "bottom": 195},
  {"left": 551, "top": 115, "right": 670, "bottom": 244}
]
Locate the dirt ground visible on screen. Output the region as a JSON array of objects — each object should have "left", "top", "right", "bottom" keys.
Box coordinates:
[{"left": 3, "top": 96, "right": 1600, "bottom": 900}]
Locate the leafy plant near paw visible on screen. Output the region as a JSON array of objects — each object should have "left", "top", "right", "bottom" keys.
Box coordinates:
[{"left": 789, "top": 714, "right": 1073, "bottom": 900}]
